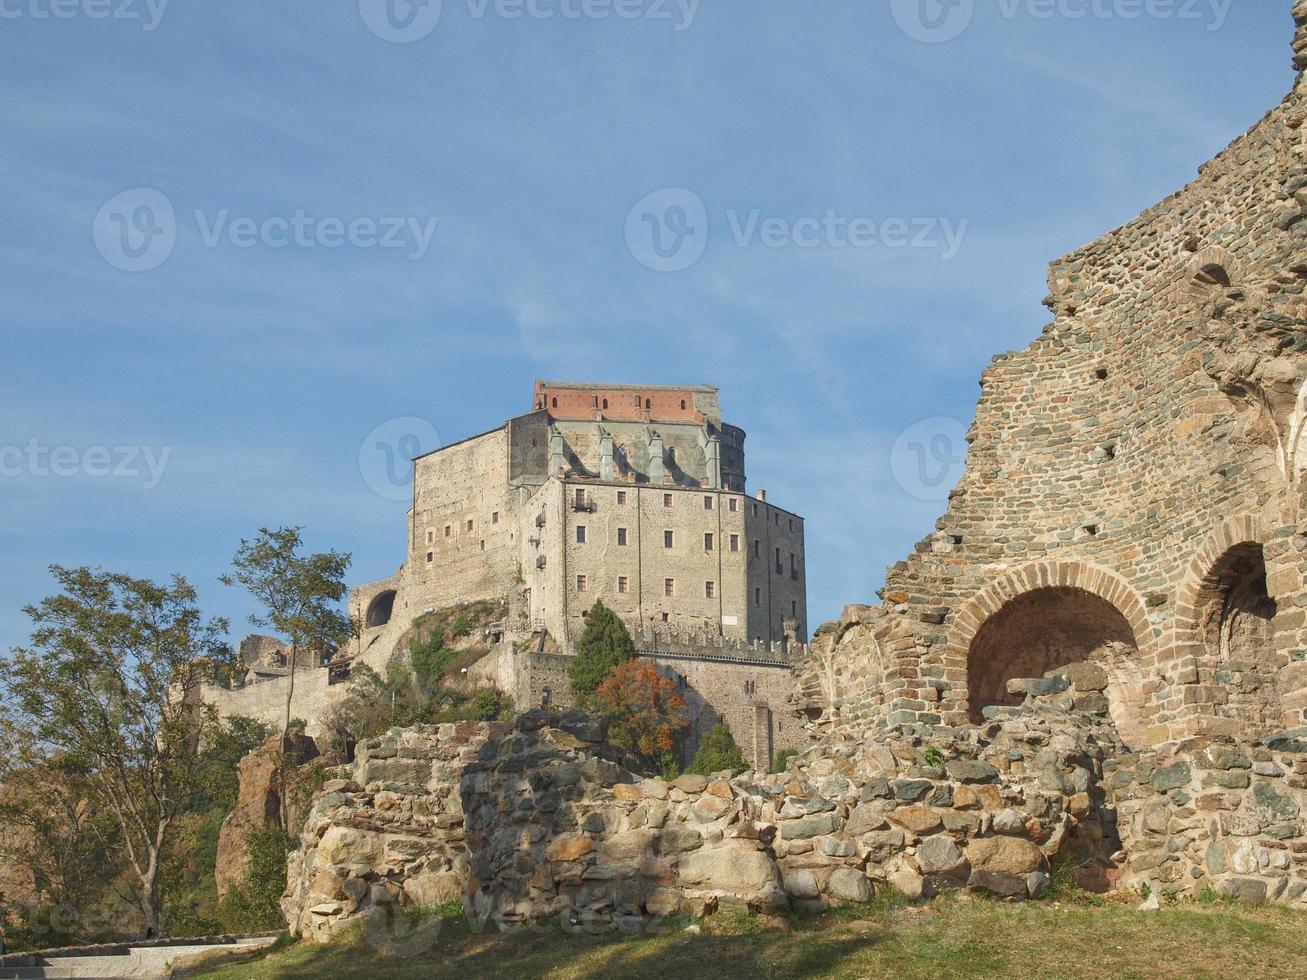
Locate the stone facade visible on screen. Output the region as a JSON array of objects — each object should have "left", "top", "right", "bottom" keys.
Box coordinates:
[
  {"left": 354, "top": 380, "right": 807, "bottom": 655},
  {"left": 798, "top": 6, "right": 1307, "bottom": 749}
]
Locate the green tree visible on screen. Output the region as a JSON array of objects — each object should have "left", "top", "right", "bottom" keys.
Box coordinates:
[
  {"left": 0, "top": 566, "right": 231, "bottom": 937},
  {"left": 221, "top": 527, "right": 353, "bottom": 823},
  {"left": 688, "top": 722, "right": 746, "bottom": 775},
  {"left": 568, "top": 601, "right": 634, "bottom": 705}
]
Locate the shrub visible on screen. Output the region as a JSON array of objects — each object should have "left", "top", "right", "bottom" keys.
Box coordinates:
[
  {"left": 411, "top": 636, "right": 458, "bottom": 690},
  {"left": 772, "top": 748, "right": 798, "bottom": 773},
  {"left": 472, "top": 690, "right": 501, "bottom": 720},
  {"left": 216, "top": 825, "right": 292, "bottom": 933},
  {"left": 689, "top": 722, "right": 746, "bottom": 775}
]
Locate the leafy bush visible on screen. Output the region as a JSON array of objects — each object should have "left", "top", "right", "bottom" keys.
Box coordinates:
[
  {"left": 689, "top": 722, "right": 746, "bottom": 775},
  {"left": 597, "top": 660, "right": 688, "bottom": 775},
  {"left": 772, "top": 748, "right": 798, "bottom": 773},
  {"left": 472, "top": 690, "right": 513, "bottom": 720},
  {"left": 216, "top": 825, "right": 292, "bottom": 934},
  {"left": 411, "top": 636, "right": 458, "bottom": 690},
  {"left": 450, "top": 615, "right": 474, "bottom": 639}
]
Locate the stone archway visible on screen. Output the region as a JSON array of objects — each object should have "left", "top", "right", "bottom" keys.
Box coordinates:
[
  {"left": 965, "top": 587, "right": 1147, "bottom": 747},
  {"left": 1175, "top": 518, "right": 1282, "bottom": 734},
  {"left": 365, "top": 589, "right": 397, "bottom": 629},
  {"left": 946, "top": 561, "right": 1156, "bottom": 746}
]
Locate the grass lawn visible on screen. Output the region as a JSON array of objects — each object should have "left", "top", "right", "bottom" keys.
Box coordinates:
[{"left": 192, "top": 896, "right": 1307, "bottom": 980}]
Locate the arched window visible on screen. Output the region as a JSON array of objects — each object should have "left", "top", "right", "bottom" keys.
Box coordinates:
[
  {"left": 602, "top": 398, "right": 608, "bottom": 409},
  {"left": 645, "top": 398, "right": 651, "bottom": 410},
  {"left": 680, "top": 399, "right": 687, "bottom": 410},
  {"left": 551, "top": 397, "right": 558, "bottom": 408}
]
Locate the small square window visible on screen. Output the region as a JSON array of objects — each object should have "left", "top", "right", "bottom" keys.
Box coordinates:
[
  {"left": 729, "top": 498, "right": 738, "bottom": 513},
  {"left": 664, "top": 578, "right": 675, "bottom": 597},
  {"left": 445, "top": 525, "right": 451, "bottom": 538},
  {"left": 705, "top": 532, "right": 714, "bottom": 551},
  {"left": 661, "top": 611, "right": 669, "bottom": 622},
  {"left": 664, "top": 493, "right": 673, "bottom": 508},
  {"left": 576, "top": 526, "right": 587, "bottom": 544},
  {"left": 730, "top": 534, "right": 739, "bottom": 552},
  {"left": 492, "top": 512, "right": 499, "bottom": 525},
  {"left": 617, "top": 527, "right": 628, "bottom": 546},
  {"left": 705, "top": 581, "right": 715, "bottom": 598},
  {"left": 480, "top": 540, "right": 485, "bottom": 551},
  {"left": 576, "top": 574, "right": 588, "bottom": 592},
  {"left": 426, "top": 530, "right": 434, "bottom": 544},
  {"left": 467, "top": 519, "right": 474, "bottom": 532},
  {"left": 617, "top": 490, "right": 627, "bottom": 506},
  {"left": 575, "top": 488, "right": 587, "bottom": 508},
  {"left": 664, "top": 530, "right": 674, "bottom": 549},
  {"left": 426, "top": 551, "right": 433, "bottom": 564},
  {"left": 618, "top": 576, "right": 629, "bottom": 594},
  {"left": 703, "top": 496, "right": 713, "bottom": 510}
]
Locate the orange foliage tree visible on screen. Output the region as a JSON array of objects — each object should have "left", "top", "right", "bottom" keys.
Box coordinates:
[{"left": 595, "top": 659, "right": 689, "bottom": 775}]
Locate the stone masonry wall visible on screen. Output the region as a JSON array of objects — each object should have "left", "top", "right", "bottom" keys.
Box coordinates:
[
  {"left": 802, "top": 5, "right": 1307, "bottom": 747},
  {"left": 284, "top": 688, "right": 1171, "bottom": 941}
]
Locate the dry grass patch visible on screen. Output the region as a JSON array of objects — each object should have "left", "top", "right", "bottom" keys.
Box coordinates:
[{"left": 194, "top": 896, "right": 1306, "bottom": 980}]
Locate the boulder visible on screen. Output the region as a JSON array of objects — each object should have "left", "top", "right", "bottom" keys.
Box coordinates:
[
  {"left": 965, "top": 836, "right": 1046, "bottom": 876},
  {"left": 915, "top": 835, "right": 967, "bottom": 877},
  {"left": 546, "top": 834, "right": 594, "bottom": 862},
  {"left": 678, "top": 845, "right": 781, "bottom": 898},
  {"left": 826, "top": 868, "right": 875, "bottom": 904},
  {"left": 886, "top": 805, "right": 943, "bottom": 834}
]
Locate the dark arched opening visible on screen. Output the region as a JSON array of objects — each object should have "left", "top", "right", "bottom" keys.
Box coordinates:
[{"left": 365, "top": 589, "right": 397, "bottom": 629}]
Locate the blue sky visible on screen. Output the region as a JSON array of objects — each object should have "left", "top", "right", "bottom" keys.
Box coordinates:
[{"left": 0, "top": 0, "right": 1296, "bottom": 653}]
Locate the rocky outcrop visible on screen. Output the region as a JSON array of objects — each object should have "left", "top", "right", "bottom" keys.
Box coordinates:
[{"left": 215, "top": 733, "right": 319, "bottom": 900}]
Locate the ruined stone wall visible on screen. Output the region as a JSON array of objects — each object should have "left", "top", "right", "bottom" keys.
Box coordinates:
[
  {"left": 1112, "top": 728, "right": 1307, "bottom": 903},
  {"left": 284, "top": 693, "right": 1199, "bottom": 942},
  {"left": 811, "top": 8, "right": 1307, "bottom": 747}
]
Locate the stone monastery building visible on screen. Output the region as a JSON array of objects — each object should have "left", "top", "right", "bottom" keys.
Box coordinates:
[
  {"left": 355, "top": 380, "right": 807, "bottom": 655},
  {"left": 203, "top": 381, "right": 810, "bottom": 770}
]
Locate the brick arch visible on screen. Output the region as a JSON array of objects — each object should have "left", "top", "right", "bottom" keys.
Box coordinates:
[
  {"left": 946, "top": 560, "right": 1158, "bottom": 673},
  {"left": 1182, "top": 244, "right": 1242, "bottom": 297},
  {"left": 1173, "top": 515, "right": 1268, "bottom": 652}
]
